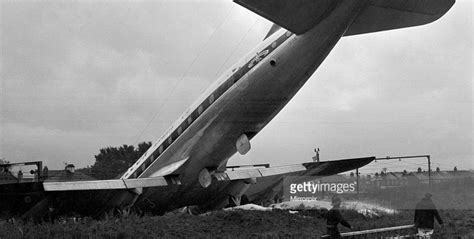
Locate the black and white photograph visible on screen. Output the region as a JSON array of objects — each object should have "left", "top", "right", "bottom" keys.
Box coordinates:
[{"left": 1, "top": 0, "right": 472, "bottom": 238}]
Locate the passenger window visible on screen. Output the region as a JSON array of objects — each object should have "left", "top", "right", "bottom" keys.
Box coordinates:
[{"left": 198, "top": 105, "right": 203, "bottom": 114}]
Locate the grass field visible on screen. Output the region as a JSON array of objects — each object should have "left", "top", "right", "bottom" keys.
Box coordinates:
[
  {"left": 1, "top": 208, "right": 473, "bottom": 238},
  {"left": 1, "top": 180, "right": 472, "bottom": 238}
]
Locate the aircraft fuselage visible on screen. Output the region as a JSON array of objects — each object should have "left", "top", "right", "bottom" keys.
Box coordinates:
[{"left": 125, "top": 0, "right": 366, "bottom": 212}]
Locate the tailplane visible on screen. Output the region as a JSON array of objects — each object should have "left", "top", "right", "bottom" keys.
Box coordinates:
[
  {"left": 235, "top": 0, "right": 455, "bottom": 35},
  {"left": 344, "top": 0, "right": 456, "bottom": 36},
  {"left": 235, "top": 0, "right": 340, "bottom": 35}
]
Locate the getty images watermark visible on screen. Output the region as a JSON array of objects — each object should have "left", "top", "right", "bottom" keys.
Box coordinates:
[{"left": 283, "top": 176, "right": 357, "bottom": 201}]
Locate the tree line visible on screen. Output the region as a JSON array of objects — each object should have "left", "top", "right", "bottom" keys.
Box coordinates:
[{"left": 77, "top": 142, "right": 152, "bottom": 180}]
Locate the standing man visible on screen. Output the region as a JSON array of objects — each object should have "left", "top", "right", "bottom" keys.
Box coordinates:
[
  {"left": 312, "top": 148, "right": 320, "bottom": 162},
  {"left": 326, "top": 196, "right": 352, "bottom": 239},
  {"left": 17, "top": 170, "right": 23, "bottom": 183},
  {"left": 414, "top": 193, "right": 443, "bottom": 238}
]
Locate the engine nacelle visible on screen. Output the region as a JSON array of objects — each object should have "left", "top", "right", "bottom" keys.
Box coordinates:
[
  {"left": 236, "top": 134, "right": 251, "bottom": 155},
  {"left": 198, "top": 168, "right": 213, "bottom": 188}
]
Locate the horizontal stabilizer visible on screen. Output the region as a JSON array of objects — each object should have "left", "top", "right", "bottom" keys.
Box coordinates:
[
  {"left": 345, "top": 0, "right": 455, "bottom": 36},
  {"left": 235, "top": 0, "right": 454, "bottom": 36},
  {"left": 234, "top": 0, "right": 339, "bottom": 35}
]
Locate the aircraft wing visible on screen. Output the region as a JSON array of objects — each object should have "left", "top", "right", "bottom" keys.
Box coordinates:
[
  {"left": 1, "top": 176, "right": 182, "bottom": 219},
  {"left": 179, "top": 157, "right": 374, "bottom": 212},
  {"left": 215, "top": 156, "right": 375, "bottom": 181},
  {"left": 149, "top": 156, "right": 375, "bottom": 213},
  {"left": 41, "top": 156, "right": 373, "bottom": 192},
  {"left": 42, "top": 176, "right": 177, "bottom": 191},
  {"left": 1, "top": 157, "right": 374, "bottom": 218},
  {"left": 234, "top": 157, "right": 375, "bottom": 203}
]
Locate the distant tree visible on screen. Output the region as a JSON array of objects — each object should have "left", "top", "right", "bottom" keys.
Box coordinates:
[
  {"left": 0, "top": 159, "right": 11, "bottom": 173},
  {"left": 454, "top": 166, "right": 457, "bottom": 172},
  {"left": 76, "top": 165, "right": 91, "bottom": 176},
  {"left": 89, "top": 142, "right": 152, "bottom": 180},
  {"left": 436, "top": 167, "right": 440, "bottom": 172}
]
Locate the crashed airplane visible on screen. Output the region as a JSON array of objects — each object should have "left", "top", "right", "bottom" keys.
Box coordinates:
[{"left": 0, "top": 0, "right": 454, "bottom": 219}]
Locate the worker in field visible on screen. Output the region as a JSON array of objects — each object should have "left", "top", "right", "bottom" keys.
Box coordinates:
[
  {"left": 326, "top": 196, "right": 352, "bottom": 239},
  {"left": 414, "top": 193, "right": 443, "bottom": 238}
]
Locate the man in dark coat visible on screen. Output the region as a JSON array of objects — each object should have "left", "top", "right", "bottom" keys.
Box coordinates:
[
  {"left": 326, "top": 196, "right": 351, "bottom": 239},
  {"left": 414, "top": 193, "right": 443, "bottom": 237}
]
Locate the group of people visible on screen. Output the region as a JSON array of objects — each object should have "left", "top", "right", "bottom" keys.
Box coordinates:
[{"left": 325, "top": 193, "right": 443, "bottom": 238}]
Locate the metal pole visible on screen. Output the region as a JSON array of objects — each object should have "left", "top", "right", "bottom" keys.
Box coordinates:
[
  {"left": 356, "top": 168, "right": 359, "bottom": 198},
  {"left": 38, "top": 161, "right": 42, "bottom": 181},
  {"left": 428, "top": 155, "right": 431, "bottom": 186},
  {"left": 375, "top": 155, "right": 430, "bottom": 161}
]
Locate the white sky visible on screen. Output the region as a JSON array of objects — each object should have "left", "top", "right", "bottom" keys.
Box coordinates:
[{"left": 1, "top": 0, "right": 472, "bottom": 174}]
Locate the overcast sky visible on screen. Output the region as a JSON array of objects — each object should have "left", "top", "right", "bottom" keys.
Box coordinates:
[{"left": 1, "top": 0, "right": 472, "bottom": 174}]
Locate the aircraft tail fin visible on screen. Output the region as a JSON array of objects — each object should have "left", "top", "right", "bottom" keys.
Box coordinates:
[
  {"left": 234, "top": 0, "right": 454, "bottom": 35},
  {"left": 344, "top": 0, "right": 455, "bottom": 36},
  {"left": 263, "top": 24, "right": 282, "bottom": 41}
]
